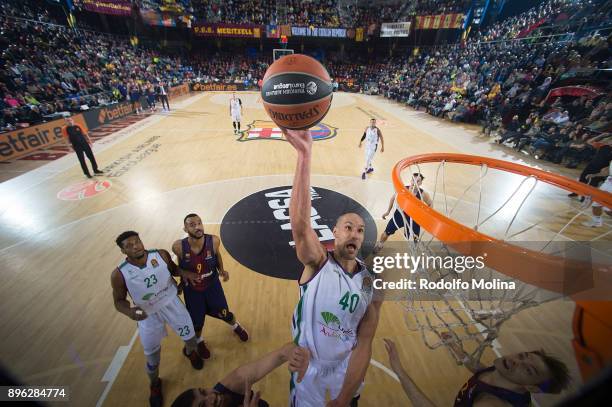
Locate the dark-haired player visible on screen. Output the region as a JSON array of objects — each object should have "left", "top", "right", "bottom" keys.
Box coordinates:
[
  {"left": 111, "top": 231, "right": 205, "bottom": 407},
  {"left": 358, "top": 118, "right": 384, "bottom": 180},
  {"left": 283, "top": 128, "right": 382, "bottom": 406},
  {"left": 230, "top": 92, "right": 243, "bottom": 134},
  {"left": 172, "top": 214, "right": 248, "bottom": 361},
  {"left": 383, "top": 338, "right": 571, "bottom": 407},
  {"left": 374, "top": 173, "right": 432, "bottom": 253},
  {"left": 171, "top": 342, "right": 310, "bottom": 407}
]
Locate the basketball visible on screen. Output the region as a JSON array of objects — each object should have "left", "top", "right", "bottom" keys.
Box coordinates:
[{"left": 261, "top": 54, "right": 333, "bottom": 129}]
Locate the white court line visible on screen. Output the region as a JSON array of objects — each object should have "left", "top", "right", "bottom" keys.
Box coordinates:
[
  {"left": 370, "top": 358, "right": 400, "bottom": 382},
  {"left": 96, "top": 330, "right": 139, "bottom": 407},
  {"left": 0, "top": 173, "right": 387, "bottom": 254},
  {"left": 0, "top": 93, "right": 207, "bottom": 196},
  {"left": 0, "top": 170, "right": 556, "bottom": 405}
]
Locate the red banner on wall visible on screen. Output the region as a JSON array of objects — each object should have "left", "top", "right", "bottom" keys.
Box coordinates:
[
  {"left": 415, "top": 13, "right": 463, "bottom": 29},
  {"left": 80, "top": 0, "right": 132, "bottom": 16},
  {"left": 193, "top": 23, "right": 262, "bottom": 38}
]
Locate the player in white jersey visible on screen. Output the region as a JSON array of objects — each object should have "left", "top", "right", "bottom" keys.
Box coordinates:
[
  {"left": 358, "top": 118, "right": 384, "bottom": 180},
  {"left": 583, "top": 159, "right": 612, "bottom": 227},
  {"left": 282, "top": 127, "right": 382, "bottom": 406},
  {"left": 229, "top": 92, "right": 243, "bottom": 135},
  {"left": 111, "top": 231, "right": 205, "bottom": 407}
]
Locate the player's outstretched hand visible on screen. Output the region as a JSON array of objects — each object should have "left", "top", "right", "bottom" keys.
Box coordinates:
[
  {"left": 382, "top": 211, "right": 390, "bottom": 220},
  {"left": 383, "top": 338, "right": 404, "bottom": 374},
  {"left": 180, "top": 269, "right": 202, "bottom": 286},
  {"left": 220, "top": 270, "right": 230, "bottom": 282},
  {"left": 288, "top": 346, "right": 311, "bottom": 383},
  {"left": 130, "top": 307, "right": 148, "bottom": 321},
  {"left": 281, "top": 128, "right": 312, "bottom": 154},
  {"left": 243, "top": 380, "right": 261, "bottom": 407}
]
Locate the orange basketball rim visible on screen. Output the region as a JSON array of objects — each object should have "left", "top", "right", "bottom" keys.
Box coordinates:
[{"left": 392, "top": 153, "right": 612, "bottom": 381}]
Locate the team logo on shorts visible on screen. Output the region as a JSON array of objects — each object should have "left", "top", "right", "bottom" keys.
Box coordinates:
[
  {"left": 237, "top": 120, "right": 337, "bottom": 142},
  {"left": 221, "top": 186, "right": 376, "bottom": 280},
  {"left": 151, "top": 259, "right": 159, "bottom": 268},
  {"left": 57, "top": 179, "right": 112, "bottom": 201}
]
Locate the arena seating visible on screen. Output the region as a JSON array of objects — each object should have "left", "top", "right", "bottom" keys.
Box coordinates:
[{"left": 1, "top": 0, "right": 610, "bottom": 168}]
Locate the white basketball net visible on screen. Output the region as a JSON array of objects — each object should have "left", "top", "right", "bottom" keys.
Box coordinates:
[{"left": 391, "top": 160, "right": 611, "bottom": 366}]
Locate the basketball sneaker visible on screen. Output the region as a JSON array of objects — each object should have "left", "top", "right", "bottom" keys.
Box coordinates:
[
  {"left": 149, "top": 378, "right": 163, "bottom": 407},
  {"left": 582, "top": 218, "right": 603, "bottom": 228},
  {"left": 182, "top": 347, "right": 204, "bottom": 370},
  {"left": 233, "top": 324, "right": 249, "bottom": 342},
  {"left": 197, "top": 340, "right": 211, "bottom": 359},
  {"left": 366, "top": 167, "right": 374, "bottom": 173},
  {"left": 361, "top": 172, "right": 366, "bottom": 180}
]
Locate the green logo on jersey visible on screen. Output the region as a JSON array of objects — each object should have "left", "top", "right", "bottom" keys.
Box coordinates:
[
  {"left": 321, "top": 311, "right": 340, "bottom": 327},
  {"left": 319, "top": 311, "right": 355, "bottom": 342},
  {"left": 142, "top": 293, "right": 154, "bottom": 301}
]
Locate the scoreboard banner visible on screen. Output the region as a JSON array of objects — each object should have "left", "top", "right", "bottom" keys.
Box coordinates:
[
  {"left": 380, "top": 22, "right": 412, "bottom": 37},
  {"left": 290, "top": 26, "right": 347, "bottom": 38},
  {"left": 193, "top": 23, "right": 262, "bottom": 38},
  {"left": 415, "top": 13, "right": 464, "bottom": 30}
]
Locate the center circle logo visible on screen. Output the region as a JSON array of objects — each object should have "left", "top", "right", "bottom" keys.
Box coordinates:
[
  {"left": 221, "top": 186, "right": 377, "bottom": 280},
  {"left": 57, "top": 180, "right": 112, "bottom": 201},
  {"left": 306, "top": 81, "right": 317, "bottom": 95}
]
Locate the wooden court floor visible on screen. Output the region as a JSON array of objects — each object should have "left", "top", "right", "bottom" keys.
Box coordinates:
[{"left": 0, "top": 91, "right": 608, "bottom": 406}]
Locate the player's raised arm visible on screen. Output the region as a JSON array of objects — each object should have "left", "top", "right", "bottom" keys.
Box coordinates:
[{"left": 282, "top": 128, "right": 327, "bottom": 281}]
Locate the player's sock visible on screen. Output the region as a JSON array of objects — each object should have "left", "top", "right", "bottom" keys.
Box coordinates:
[
  {"left": 146, "top": 363, "right": 159, "bottom": 383},
  {"left": 232, "top": 322, "right": 249, "bottom": 342},
  {"left": 583, "top": 216, "right": 603, "bottom": 227},
  {"left": 237, "top": 122, "right": 241, "bottom": 131}
]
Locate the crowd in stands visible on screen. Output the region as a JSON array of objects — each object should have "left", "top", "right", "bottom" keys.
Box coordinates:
[
  {"left": 375, "top": 0, "right": 611, "bottom": 167},
  {"left": 0, "top": 2, "right": 197, "bottom": 132},
  {"left": 2, "top": 0, "right": 610, "bottom": 170},
  {"left": 473, "top": 0, "right": 608, "bottom": 42},
  {"left": 191, "top": 0, "right": 279, "bottom": 25},
  {"left": 190, "top": 54, "right": 271, "bottom": 86},
  {"left": 191, "top": 0, "right": 340, "bottom": 27},
  {"left": 412, "top": 0, "right": 470, "bottom": 15},
  {"left": 342, "top": 2, "right": 409, "bottom": 29}
]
